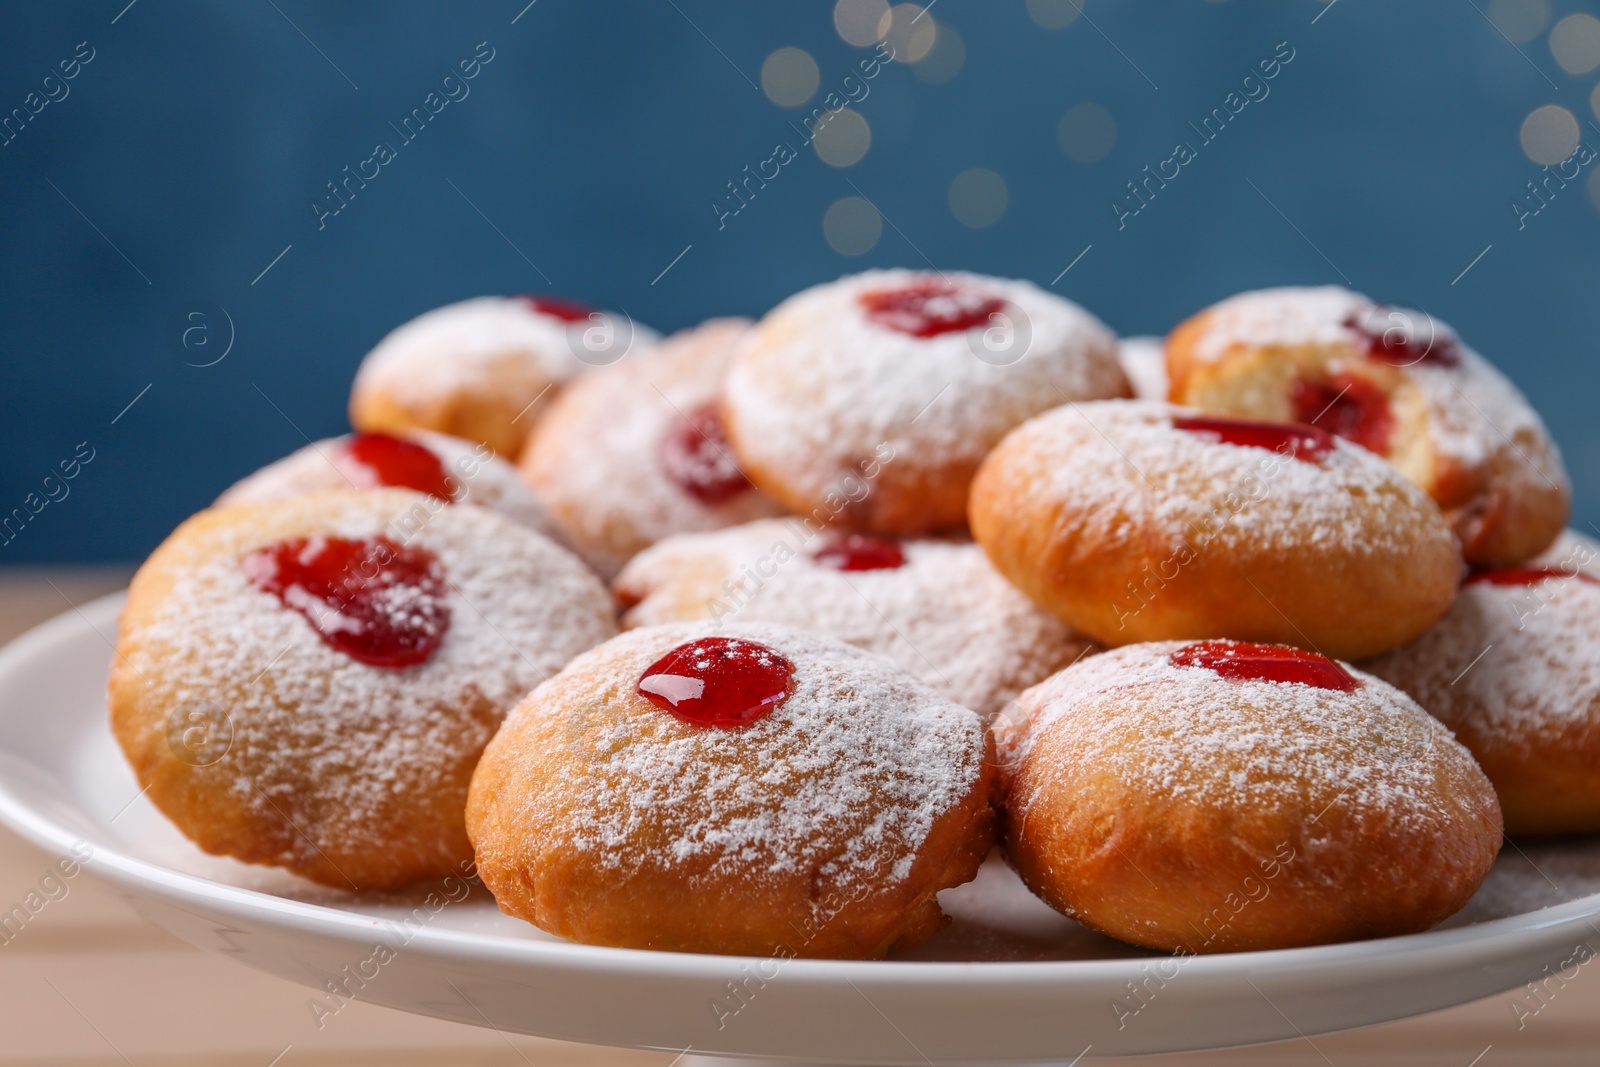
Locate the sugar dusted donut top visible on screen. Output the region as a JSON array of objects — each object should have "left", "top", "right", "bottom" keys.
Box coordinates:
[
  {"left": 724, "top": 269, "right": 1125, "bottom": 482},
  {"left": 1179, "top": 286, "right": 1561, "bottom": 484},
  {"left": 116, "top": 490, "right": 616, "bottom": 836},
  {"left": 1366, "top": 533, "right": 1600, "bottom": 747},
  {"left": 614, "top": 518, "right": 1096, "bottom": 714},
  {"left": 996, "top": 641, "right": 1487, "bottom": 829},
  {"left": 520, "top": 318, "right": 783, "bottom": 578},
  {"left": 353, "top": 296, "right": 658, "bottom": 411},
  {"left": 999, "top": 400, "right": 1446, "bottom": 560},
  {"left": 217, "top": 429, "right": 556, "bottom": 540},
  {"left": 498, "top": 622, "right": 987, "bottom": 892},
  {"left": 1187, "top": 286, "right": 1369, "bottom": 360}
]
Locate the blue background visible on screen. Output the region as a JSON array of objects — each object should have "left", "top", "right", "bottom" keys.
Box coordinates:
[{"left": 2, "top": 0, "right": 1597, "bottom": 562}]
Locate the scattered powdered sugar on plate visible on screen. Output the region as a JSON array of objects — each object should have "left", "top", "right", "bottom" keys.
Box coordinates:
[
  {"left": 216, "top": 429, "right": 556, "bottom": 540},
  {"left": 119, "top": 490, "right": 616, "bottom": 845},
  {"left": 500, "top": 621, "right": 986, "bottom": 894},
  {"left": 614, "top": 518, "right": 1097, "bottom": 715},
  {"left": 996, "top": 642, "right": 1487, "bottom": 832},
  {"left": 1445, "top": 836, "right": 1600, "bottom": 924}
]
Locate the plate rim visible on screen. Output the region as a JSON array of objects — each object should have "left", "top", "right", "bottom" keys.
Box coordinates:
[{"left": 1, "top": 590, "right": 1597, "bottom": 991}]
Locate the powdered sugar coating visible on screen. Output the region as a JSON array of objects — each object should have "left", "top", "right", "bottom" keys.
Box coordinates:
[
  {"left": 115, "top": 490, "right": 617, "bottom": 861},
  {"left": 1180, "top": 286, "right": 1567, "bottom": 511},
  {"left": 353, "top": 296, "right": 658, "bottom": 413},
  {"left": 722, "top": 269, "right": 1127, "bottom": 530},
  {"left": 1006, "top": 400, "right": 1445, "bottom": 560},
  {"left": 520, "top": 318, "right": 784, "bottom": 579},
  {"left": 488, "top": 622, "right": 987, "bottom": 893},
  {"left": 995, "top": 641, "right": 1488, "bottom": 831},
  {"left": 1366, "top": 534, "right": 1600, "bottom": 749},
  {"left": 1188, "top": 286, "right": 1368, "bottom": 363},
  {"left": 1117, "top": 336, "right": 1169, "bottom": 401},
  {"left": 615, "top": 518, "right": 1097, "bottom": 714},
  {"left": 217, "top": 429, "right": 557, "bottom": 541}
]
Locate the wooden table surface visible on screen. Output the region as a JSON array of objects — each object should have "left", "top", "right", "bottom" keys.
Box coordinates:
[{"left": 2, "top": 568, "right": 1598, "bottom": 1066}]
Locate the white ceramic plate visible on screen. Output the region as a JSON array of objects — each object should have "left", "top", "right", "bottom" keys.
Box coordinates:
[{"left": 2, "top": 594, "right": 1598, "bottom": 1065}]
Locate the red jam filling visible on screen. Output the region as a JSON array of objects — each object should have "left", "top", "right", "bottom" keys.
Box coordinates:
[
  {"left": 335, "top": 432, "right": 456, "bottom": 500},
  {"left": 859, "top": 281, "right": 1007, "bottom": 338},
  {"left": 656, "top": 403, "right": 755, "bottom": 505},
  {"left": 1172, "top": 415, "right": 1335, "bottom": 463},
  {"left": 520, "top": 295, "right": 595, "bottom": 323},
  {"left": 241, "top": 535, "right": 450, "bottom": 668},
  {"left": 810, "top": 534, "right": 906, "bottom": 572},
  {"left": 1465, "top": 567, "right": 1600, "bottom": 588},
  {"left": 1170, "top": 640, "right": 1358, "bottom": 692},
  {"left": 1289, "top": 375, "right": 1394, "bottom": 456},
  {"left": 637, "top": 637, "right": 795, "bottom": 728},
  {"left": 1344, "top": 305, "right": 1459, "bottom": 368}
]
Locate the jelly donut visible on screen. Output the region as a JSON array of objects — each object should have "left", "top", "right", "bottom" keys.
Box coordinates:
[
  {"left": 466, "top": 622, "right": 995, "bottom": 957},
  {"left": 1166, "top": 287, "right": 1569, "bottom": 566},
  {"left": 968, "top": 400, "right": 1461, "bottom": 660},
  {"left": 722, "top": 270, "right": 1128, "bottom": 535},
  {"left": 614, "top": 519, "right": 1098, "bottom": 715},
  {"left": 350, "top": 295, "right": 658, "bottom": 457},
  {"left": 519, "top": 318, "right": 783, "bottom": 578},
  {"left": 218, "top": 429, "right": 557, "bottom": 542},
  {"left": 995, "top": 641, "right": 1502, "bottom": 953},
  {"left": 1117, "top": 335, "right": 1169, "bottom": 401},
  {"left": 1366, "top": 529, "right": 1600, "bottom": 836},
  {"left": 110, "top": 490, "right": 617, "bottom": 891}
]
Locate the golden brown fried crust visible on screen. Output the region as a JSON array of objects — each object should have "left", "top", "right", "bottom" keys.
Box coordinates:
[
  {"left": 1004, "top": 757, "right": 1500, "bottom": 952},
  {"left": 1364, "top": 575, "right": 1600, "bottom": 837},
  {"left": 968, "top": 405, "right": 1462, "bottom": 661},
  {"left": 470, "top": 744, "right": 995, "bottom": 958},
  {"left": 110, "top": 508, "right": 484, "bottom": 890},
  {"left": 109, "top": 492, "right": 615, "bottom": 892},
  {"left": 1441, "top": 447, "right": 1569, "bottom": 569},
  {"left": 1446, "top": 707, "right": 1600, "bottom": 837},
  {"left": 467, "top": 627, "right": 997, "bottom": 958},
  {"left": 997, "top": 656, "right": 1503, "bottom": 953}
]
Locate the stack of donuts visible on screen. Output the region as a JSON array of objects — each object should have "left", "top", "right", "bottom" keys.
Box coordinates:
[{"left": 110, "top": 275, "right": 1594, "bottom": 959}]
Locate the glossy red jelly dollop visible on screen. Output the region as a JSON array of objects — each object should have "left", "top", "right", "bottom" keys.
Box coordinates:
[
  {"left": 1344, "top": 305, "right": 1460, "bottom": 368},
  {"left": 859, "top": 281, "right": 1008, "bottom": 338},
  {"left": 241, "top": 535, "right": 450, "bottom": 668},
  {"left": 1465, "top": 567, "right": 1600, "bottom": 588},
  {"left": 637, "top": 637, "right": 795, "bottom": 728},
  {"left": 1289, "top": 374, "right": 1395, "bottom": 456},
  {"left": 1170, "top": 640, "right": 1358, "bottom": 692},
  {"left": 810, "top": 533, "right": 906, "bottom": 572},
  {"left": 335, "top": 432, "right": 456, "bottom": 501},
  {"left": 1172, "top": 415, "right": 1336, "bottom": 463},
  {"left": 656, "top": 403, "right": 755, "bottom": 506},
  {"left": 520, "top": 295, "right": 595, "bottom": 323}
]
